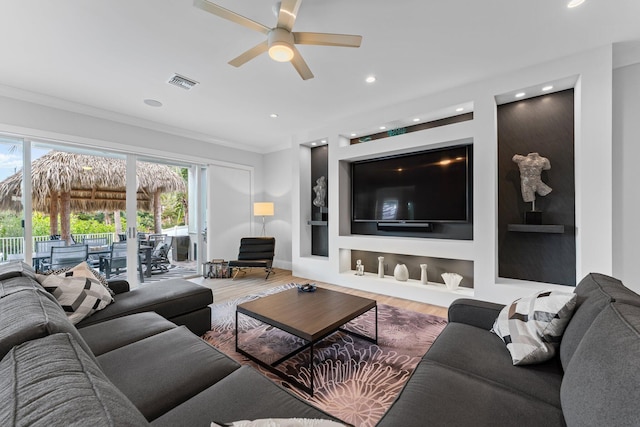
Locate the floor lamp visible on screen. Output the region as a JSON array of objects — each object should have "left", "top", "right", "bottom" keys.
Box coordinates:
[{"left": 254, "top": 202, "right": 274, "bottom": 237}]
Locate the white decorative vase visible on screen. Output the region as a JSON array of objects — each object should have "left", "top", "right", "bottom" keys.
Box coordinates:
[
  {"left": 394, "top": 264, "right": 409, "bottom": 281},
  {"left": 441, "top": 272, "right": 463, "bottom": 290},
  {"left": 420, "top": 264, "right": 428, "bottom": 284},
  {"left": 378, "top": 257, "right": 385, "bottom": 278}
]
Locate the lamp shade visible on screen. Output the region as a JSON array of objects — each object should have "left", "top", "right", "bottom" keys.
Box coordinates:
[{"left": 254, "top": 202, "right": 274, "bottom": 216}]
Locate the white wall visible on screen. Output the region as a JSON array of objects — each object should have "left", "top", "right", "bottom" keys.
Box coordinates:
[
  {"left": 291, "top": 45, "right": 614, "bottom": 306},
  {"left": 263, "top": 148, "right": 293, "bottom": 270},
  {"left": 613, "top": 63, "right": 640, "bottom": 293}
]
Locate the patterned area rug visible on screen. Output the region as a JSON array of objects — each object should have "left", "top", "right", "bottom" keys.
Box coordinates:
[{"left": 202, "top": 284, "right": 447, "bottom": 427}]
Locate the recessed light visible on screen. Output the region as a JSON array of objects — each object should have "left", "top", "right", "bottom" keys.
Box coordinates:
[
  {"left": 321, "top": 139, "right": 327, "bottom": 144},
  {"left": 542, "top": 85, "right": 554, "bottom": 91},
  {"left": 365, "top": 75, "right": 376, "bottom": 83},
  {"left": 412, "top": 118, "right": 420, "bottom": 122},
  {"left": 311, "top": 142, "right": 317, "bottom": 146},
  {"left": 269, "top": 113, "right": 279, "bottom": 118},
  {"left": 350, "top": 133, "right": 357, "bottom": 137},
  {"left": 456, "top": 107, "right": 464, "bottom": 112},
  {"left": 567, "top": 0, "right": 585, "bottom": 8},
  {"left": 515, "top": 92, "right": 526, "bottom": 98},
  {"left": 379, "top": 126, "right": 386, "bottom": 130},
  {"left": 143, "top": 99, "right": 162, "bottom": 107}
]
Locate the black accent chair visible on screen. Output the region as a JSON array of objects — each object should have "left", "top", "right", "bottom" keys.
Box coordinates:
[{"left": 228, "top": 237, "right": 275, "bottom": 280}]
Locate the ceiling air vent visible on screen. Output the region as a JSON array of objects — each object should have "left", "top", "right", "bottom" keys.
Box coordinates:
[{"left": 167, "top": 74, "right": 199, "bottom": 90}]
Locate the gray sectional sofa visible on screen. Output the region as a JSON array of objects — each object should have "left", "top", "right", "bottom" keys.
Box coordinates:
[
  {"left": 377, "top": 273, "right": 640, "bottom": 427},
  {"left": 0, "top": 262, "right": 342, "bottom": 426}
]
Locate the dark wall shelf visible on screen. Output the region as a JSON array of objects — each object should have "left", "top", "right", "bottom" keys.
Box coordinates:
[
  {"left": 308, "top": 220, "right": 328, "bottom": 226},
  {"left": 508, "top": 224, "right": 565, "bottom": 234}
]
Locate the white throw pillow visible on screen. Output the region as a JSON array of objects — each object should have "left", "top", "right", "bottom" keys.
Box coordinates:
[
  {"left": 491, "top": 290, "right": 577, "bottom": 365},
  {"left": 36, "top": 272, "right": 113, "bottom": 324},
  {"left": 43, "top": 261, "right": 115, "bottom": 297}
]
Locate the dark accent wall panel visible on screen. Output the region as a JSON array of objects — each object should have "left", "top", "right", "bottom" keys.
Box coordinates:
[
  {"left": 497, "top": 89, "right": 576, "bottom": 286},
  {"left": 311, "top": 146, "right": 328, "bottom": 256}
]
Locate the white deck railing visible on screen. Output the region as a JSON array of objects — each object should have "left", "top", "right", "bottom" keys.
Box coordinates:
[{"left": 0, "top": 232, "right": 116, "bottom": 261}]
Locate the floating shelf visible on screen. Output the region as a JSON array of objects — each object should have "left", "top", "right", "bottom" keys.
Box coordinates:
[
  {"left": 508, "top": 224, "right": 565, "bottom": 234},
  {"left": 307, "top": 220, "right": 328, "bottom": 226}
]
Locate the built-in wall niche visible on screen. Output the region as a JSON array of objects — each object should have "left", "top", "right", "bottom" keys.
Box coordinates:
[
  {"left": 497, "top": 88, "right": 576, "bottom": 286},
  {"left": 310, "top": 145, "right": 328, "bottom": 257},
  {"left": 350, "top": 250, "right": 474, "bottom": 288}
]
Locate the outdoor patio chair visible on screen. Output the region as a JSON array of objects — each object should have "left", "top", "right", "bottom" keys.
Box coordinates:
[
  {"left": 83, "top": 237, "right": 109, "bottom": 268},
  {"left": 42, "top": 244, "right": 88, "bottom": 271},
  {"left": 228, "top": 237, "right": 275, "bottom": 280},
  {"left": 101, "top": 241, "right": 144, "bottom": 282},
  {"left": 141, "top": 235, "right": 172, "bottom": 273},
  {"left": 35, "top": 239, "right": 66, "bottom": 254}
]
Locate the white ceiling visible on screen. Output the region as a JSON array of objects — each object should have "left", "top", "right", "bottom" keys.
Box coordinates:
[{"left": 1, "top": 0, "right": 639, "bottom": 153}]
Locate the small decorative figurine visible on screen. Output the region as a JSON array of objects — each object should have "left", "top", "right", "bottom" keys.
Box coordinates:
[
  {"left": 420, "top": 264, "right": 428, "bottom": 284},
  {"left": 355, "top": 259, "right": 365, "bottom": 276}
]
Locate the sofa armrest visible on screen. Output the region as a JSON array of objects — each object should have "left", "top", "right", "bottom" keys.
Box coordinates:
[
  {"left": 447, "top": 298, "right": 505, "bottom": 330},
  {"left": 107, "top": 280, "right": 130, "bottom": 295}
]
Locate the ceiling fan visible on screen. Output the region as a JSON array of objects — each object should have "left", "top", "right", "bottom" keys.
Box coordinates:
[{"left": 193, "top": 0, "right": 363, "bottom": 80}]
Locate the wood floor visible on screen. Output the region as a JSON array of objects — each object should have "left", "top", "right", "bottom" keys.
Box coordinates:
[{"left": 188, "top": 268, "right": 449, "bottom": 318}]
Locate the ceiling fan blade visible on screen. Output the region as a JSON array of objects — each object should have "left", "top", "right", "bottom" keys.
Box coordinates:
[
  {"left": 228, "top": 40, "right": 269, "bottom": 67},
  {"left": 293, "top": 32, "right": 362, "bottom": 48},
  {"left": 194, "top": 0, "right": 270, "bottom": 35},
  {"left": 277, "top": 0, "right": 302, "bottom": 32},
  {"left": 291, "top": 46, "right": 314, "bottom": 80}
]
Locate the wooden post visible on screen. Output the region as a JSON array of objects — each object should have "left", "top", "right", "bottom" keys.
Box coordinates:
[
  {"left": 153, "top": 191, "right": 162, "bottom": 233},
  {"left": 49, "top": 190, "right": 59, "bottom": 236},
  {"left": 114, "top": 210, "right": 122, "bottom": 239},
  {"left": 60, "top": 191, "right": 71, "bottom": 244}
]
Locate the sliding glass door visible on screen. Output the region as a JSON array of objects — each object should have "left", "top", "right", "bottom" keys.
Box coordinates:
[{"left": 0, "top": 137, "right": 24, "bottom": 262}]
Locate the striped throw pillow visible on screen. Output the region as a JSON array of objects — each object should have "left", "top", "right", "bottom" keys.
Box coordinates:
[{"left": 492, "top": 290, "right": 577, "bottom": 365}]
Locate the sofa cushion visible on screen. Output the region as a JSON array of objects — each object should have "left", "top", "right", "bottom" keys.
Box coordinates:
[
  {"left": 97, "top": 326, "right": 240, "bottom": 421},
  {"left": 561, "top": 302, "right": 640, "bottom": 427},
  {"left": 79, "top": 312, "right": 177, "bottom": 356},
  {"left": 0, "top": 333, "right": 150, "bottom": 427},
  {"left": 376, "top": 360, "right": 566, "bottom": 427},
  {"left": 76, "top": 279, "right": 213, "bottom": 328},
  {"left": 492, "top": 290, "right": 577, "bottom": 365},
  {"left": 0, "top": 288, "right": 96, "bottom": 362},
  {"left": 560, "top": 273, "right": 640, "bottom": 370},
  {"left": 36, "top": 272, "right": 113, "bottom": 325},
  {"left": 423, "top": 322, "right": 564, "bottom": 408},
  {"left": 0, "top": 275, "right": 45, "bottom": 297},
  {"left": 0, "top": 261, "right": 36, "bottom": 281},
  {"left": 151, "top": 366, "right": 343, "bottom": 427}
]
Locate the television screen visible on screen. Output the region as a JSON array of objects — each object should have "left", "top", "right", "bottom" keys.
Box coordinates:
[{"left": 352, "top": 145, "right": 471, "bottom": 223}]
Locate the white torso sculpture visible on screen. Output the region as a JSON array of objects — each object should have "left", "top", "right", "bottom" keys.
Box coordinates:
[
  {"left": 512, "top": 152, "right": 552, "bottom": 205},
  {"left": 313, "top": 176, "right": 327, "bottom": 208}
]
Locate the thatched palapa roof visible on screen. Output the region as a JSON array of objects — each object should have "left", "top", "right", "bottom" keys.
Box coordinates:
[{"left": 0, "top": 151, "right": 186, "bottom": 213}]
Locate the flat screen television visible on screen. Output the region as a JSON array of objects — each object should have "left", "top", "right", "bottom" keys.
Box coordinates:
[{"left": 351, "top": 144, "right": 472, "bottom": 224}]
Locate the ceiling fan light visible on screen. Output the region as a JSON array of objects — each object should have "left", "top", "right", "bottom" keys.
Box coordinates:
[{"left": 269, "top": 43, "right": 294, "bottom": 62}]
